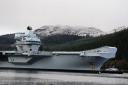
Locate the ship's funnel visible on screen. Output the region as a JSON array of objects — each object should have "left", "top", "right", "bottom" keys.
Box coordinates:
[{"left": 27, "top": 26, "right": 32, "bottom": 30}]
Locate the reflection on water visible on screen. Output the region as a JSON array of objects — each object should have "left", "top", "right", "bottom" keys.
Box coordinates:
[{"left": 0, "top": 70, "right": 128, "bottom": 85}]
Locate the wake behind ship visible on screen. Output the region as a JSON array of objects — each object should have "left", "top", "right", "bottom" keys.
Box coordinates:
[{"left": 0, "top": 26, "right": 117, "bottom": 71}]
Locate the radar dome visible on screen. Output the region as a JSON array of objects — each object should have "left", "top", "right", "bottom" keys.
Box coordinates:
[{"left": 27, "top": 26, "right": 32, "bottom": 30}]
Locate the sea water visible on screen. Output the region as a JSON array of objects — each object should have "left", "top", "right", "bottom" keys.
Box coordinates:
[{"left": 0, "top": 70, "right": 128, "bottom": 85}]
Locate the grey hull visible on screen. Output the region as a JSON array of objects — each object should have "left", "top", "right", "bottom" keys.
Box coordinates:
[{"left": 0, "top": 55, "right": 108, "bottom": 71}]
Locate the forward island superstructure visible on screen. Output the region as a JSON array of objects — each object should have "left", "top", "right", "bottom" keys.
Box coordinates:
[{"left": 0, "top": 27, "right": 117, "bottom": 71}]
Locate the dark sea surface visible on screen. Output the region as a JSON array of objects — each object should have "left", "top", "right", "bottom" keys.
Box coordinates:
[{"left": 0, "top": 70, "right": 128, "bottom": 85}]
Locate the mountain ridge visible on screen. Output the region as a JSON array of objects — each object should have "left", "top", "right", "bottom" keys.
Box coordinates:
[{"left": 35, "top": 25, "right": 105, "bottom": 37}]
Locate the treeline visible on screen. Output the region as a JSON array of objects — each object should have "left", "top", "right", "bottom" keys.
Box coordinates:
[
  {"left": 0, "top": 34, "right": 15, "bottom": 51},
  {"left": 42, "top": 34, "right": 84, "bottom": 45},
  {"left": 0, "top": 34, "right": 15, "bottom": 44}
]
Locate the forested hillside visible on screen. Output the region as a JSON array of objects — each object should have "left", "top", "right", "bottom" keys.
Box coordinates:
[{"left": 0, "top": 34, "right": 15, "bottom": 50}]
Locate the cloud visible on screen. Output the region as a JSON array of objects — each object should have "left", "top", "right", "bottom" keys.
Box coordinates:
[{"left": 0, "top": 0, "right": 128, "bottom": 34}]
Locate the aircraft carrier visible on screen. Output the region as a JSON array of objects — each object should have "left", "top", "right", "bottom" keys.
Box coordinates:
[{"left": 0, "top": 27, "right": 117, "bottom": 71}]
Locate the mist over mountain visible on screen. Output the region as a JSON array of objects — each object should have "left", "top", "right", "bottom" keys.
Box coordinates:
[{"left": 35, "top": 25, "right": 105, "bottom": 37}]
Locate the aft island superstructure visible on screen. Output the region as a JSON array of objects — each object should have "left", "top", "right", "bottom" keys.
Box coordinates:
[{"left": 0, "top": 26, "right": 117, "bottom": 71}]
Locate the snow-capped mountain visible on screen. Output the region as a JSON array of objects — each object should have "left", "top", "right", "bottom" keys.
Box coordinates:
[{"left": 35, "top": 25, "right": 105, "bottom": 37}]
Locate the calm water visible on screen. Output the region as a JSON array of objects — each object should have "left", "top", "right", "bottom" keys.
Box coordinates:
[{"left": 0, "top": 70, "right": 128, "bottom": 85}]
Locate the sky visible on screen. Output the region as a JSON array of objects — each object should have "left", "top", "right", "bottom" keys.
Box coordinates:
[{"left": 0, "top": 0, "right": 128, "bottom": 35}]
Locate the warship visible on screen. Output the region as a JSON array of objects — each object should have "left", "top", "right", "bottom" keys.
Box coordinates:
[{"left": 0, "top": 27, "right": 117, "bottom": 71}]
